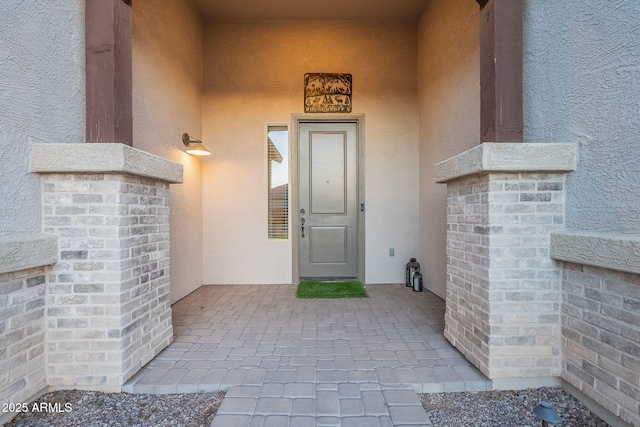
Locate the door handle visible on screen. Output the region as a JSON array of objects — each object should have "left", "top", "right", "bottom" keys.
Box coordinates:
[{"left": 301, "top": 217, "right": 305, "bottom": 238}]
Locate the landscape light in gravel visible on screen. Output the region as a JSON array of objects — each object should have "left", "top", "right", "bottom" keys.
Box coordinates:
[{"left": 533, "top": 401, "right": 561, "bottom": 427}]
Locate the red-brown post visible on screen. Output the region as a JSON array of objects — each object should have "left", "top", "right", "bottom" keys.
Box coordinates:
[
  {"left": 478, "top": 0, "right": 523, "bottom": 142},
  {"left": 85, "top": 0, "right": 133, "bottom": 145}
]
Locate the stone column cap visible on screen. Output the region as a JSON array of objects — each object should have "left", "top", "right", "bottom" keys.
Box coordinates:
[
  {"left": 0, "top": 233, "right": 58, "bottom": 275},
  {"left": 435, "top": 143, "right": 576, "bottom": 183},
  {"left": 30, "top": 143, "right": 183, "bottom": 184},
  {"left": 551, "top": 231, "right": 640, "bottom": 275}
]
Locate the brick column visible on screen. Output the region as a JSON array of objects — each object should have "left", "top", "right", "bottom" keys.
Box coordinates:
[
  {"left": 435, "top": 143, "right": 576, "bottom": 384},
  {"left": 31, "top": 143, "right": 183, "bottom": 389}
]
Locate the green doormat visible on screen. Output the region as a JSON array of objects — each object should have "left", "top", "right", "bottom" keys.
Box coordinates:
[{"left": 296, "top": 280, "right": 368, "bottom": 299}]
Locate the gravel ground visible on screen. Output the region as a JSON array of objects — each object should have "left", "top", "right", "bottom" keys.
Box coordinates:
[
  {"left": 4, "top": 387, "right": 611, "bottom": 426},
  {"left": 420, "top": 387, "right": 610, "bottom": 427},
  {"left": 4, "top": 390, "right": 224, "bottom": 427}
]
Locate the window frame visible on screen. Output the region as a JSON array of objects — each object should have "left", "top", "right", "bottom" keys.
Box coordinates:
[{"left": 265, "top": 123, "right": 290, "bottom": 241}]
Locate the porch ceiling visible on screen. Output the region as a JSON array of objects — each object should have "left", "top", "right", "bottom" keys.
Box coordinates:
[{"left": 191, "top": 0, "right": 429, "bottom": 22}]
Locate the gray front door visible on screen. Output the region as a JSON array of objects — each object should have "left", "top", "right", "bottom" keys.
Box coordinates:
[{"left": 299, "top": 122, "right": 358, "bottom": 280}]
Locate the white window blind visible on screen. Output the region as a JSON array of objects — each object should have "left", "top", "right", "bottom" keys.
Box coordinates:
[{"left": 267, "top": 126, "right": 288, "bottom": 239}]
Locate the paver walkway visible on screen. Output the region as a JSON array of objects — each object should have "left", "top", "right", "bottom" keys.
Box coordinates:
[{"left": 123, "top": 284, "right": 490, "bottom": 426}]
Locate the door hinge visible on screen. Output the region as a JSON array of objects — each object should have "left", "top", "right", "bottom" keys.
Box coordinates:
[{"left": 360, "top": 202, "right": 365, "bottom": 212}]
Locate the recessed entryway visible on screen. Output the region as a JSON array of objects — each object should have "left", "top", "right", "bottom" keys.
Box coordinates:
[
  {"left": 123, "top": 284, "right": 490, "bottom": 425},
  {"left": 291, "top": 114, "right": 366, "bottom": 283}
]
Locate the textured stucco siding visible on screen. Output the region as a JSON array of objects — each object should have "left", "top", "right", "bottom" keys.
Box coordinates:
[
  {"left": 0, "top": 1, "right": 85, "bottom": 237},
  {"left": 524, "top": 0, "right": 640, "bottom": 233},
  {"left": 132, "top": 0, "right": 205, "bottom": 303},
  {"left": 417, "top": 0, "right": 480, "bottom": 298},
  {"left": 202, "top": 21, "right": 420, "bottom": 285}
]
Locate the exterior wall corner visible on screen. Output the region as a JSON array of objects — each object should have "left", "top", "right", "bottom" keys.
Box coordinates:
[{"left": 439, "top": 147, "right": 573, "bottom": 380}]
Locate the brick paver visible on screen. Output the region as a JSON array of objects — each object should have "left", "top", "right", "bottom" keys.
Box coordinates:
[{"left": 123, "top": 284, "right": 490, "bottom": 426}]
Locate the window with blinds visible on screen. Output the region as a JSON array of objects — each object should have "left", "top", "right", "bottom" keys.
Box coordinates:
[{"left": 267, "top": 126, "right": 289, "bottom": 239}]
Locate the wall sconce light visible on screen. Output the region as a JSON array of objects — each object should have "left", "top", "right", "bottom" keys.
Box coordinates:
[{"left": 182, "top": 133, "right": 211, "bottom": 156}]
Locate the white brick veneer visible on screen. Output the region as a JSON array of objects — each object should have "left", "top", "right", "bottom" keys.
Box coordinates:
[
  {"left": 444, "top": 172, "right": 565, "bottom": 379},
  {"left": 0, "top": 267, "right": 47, "bottom": 409},
  {"left": 560, "top": 262, "right": 640, "bottom": 427},
  {"left": 42, "top": 174, "right": 174, "bottom": 387},
  {"left": 0, "top": 144, "right": 181, "bottom": 421}
]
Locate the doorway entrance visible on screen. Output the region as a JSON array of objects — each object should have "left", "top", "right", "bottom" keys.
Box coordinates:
[{"left": 292, "top": 115, "right": 365, "bottom": 282}]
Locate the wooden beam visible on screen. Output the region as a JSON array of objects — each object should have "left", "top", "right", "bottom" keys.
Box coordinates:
[
  {"left": 85, "top": 0, "right": 133, "bottom": 145},
  {"left": 479, "top": 0, "right": 523, "bottom": 142}
]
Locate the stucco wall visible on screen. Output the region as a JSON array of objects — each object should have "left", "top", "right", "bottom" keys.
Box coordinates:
[
  {"left": 524, "top": 0, "right": 640, "bottom": 233},
  {"left": 417, "top": 0, "right": 480, "bottom": 298},
  {"left": 132, "top": 0, "right": 204, "bottom": 303},
  {"left": 0, "top": 1, "right": 85, "bottom": 237},
  {"left": 202, "top": 21, "right": 419, "bottom": 285}
]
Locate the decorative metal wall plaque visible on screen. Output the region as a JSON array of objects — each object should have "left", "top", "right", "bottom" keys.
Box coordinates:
[{"left": 304, "top": 73, "right": 352, "bottom": 113}]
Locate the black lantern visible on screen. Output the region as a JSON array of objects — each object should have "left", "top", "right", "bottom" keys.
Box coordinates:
[
  {"left": 405, "top": 258, "right": 420, "bottom": 287},
  {"left": 413, "top": 271, "right": 423, "bottom": 292},
  {"left": 533, "top": 401, "right": 561, "bottom": 427}
]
